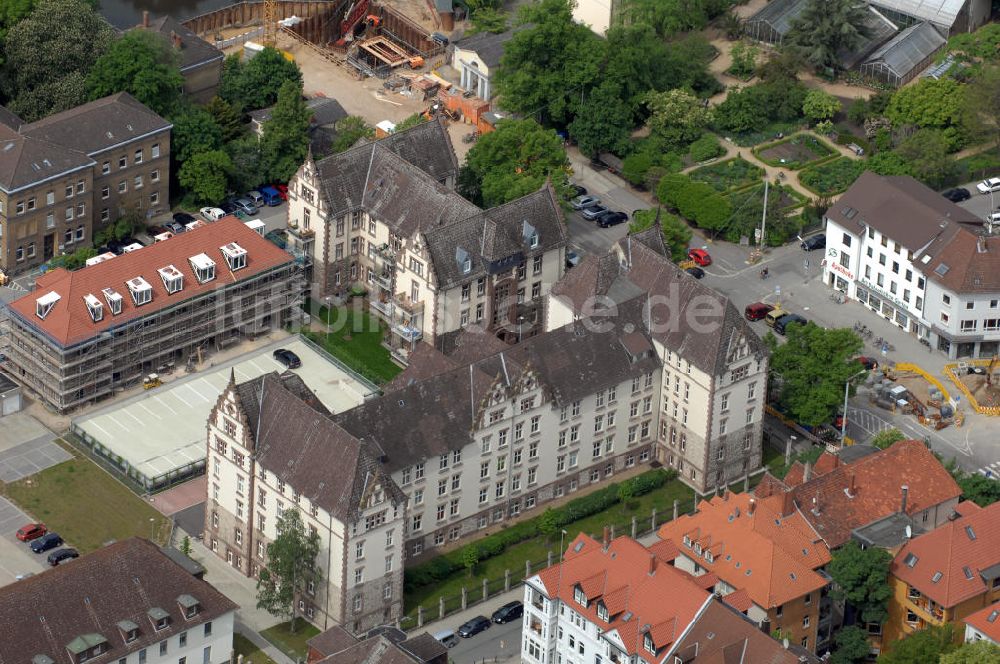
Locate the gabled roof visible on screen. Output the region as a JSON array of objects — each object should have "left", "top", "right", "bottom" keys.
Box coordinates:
[
  {"left": 658, "top": 492, "right": 831, "bottom": 609},
  {"left": 863, "top": 21, "right": 946, "bottom": 78},
  {"left": 869, "top": 0, "right": 966, "bottom": 28},
  {"left": 136, "top": 15, "right": 223, "bottom": 70},
  {"left": 920, "top": 226, "right": 1000, "bottom": 294},
  {"left": 0, "top": 122, "right": 93, "bottom": 194},
  {"left": 964, "top": 600, "right": 1000, "bottom": 643},
  {"left": 250, "top": 97, "right": 348, "bottom": 128},
  {"left": 754, "top": 439, "right": 961, "bottom": 548},
  {"left": 0, "top": 538, "right": 236, "bottom": 664},
  {"left": 20, "top": 92, "right": 171, "bottom": 157},
  {"left": 7, "top": 216, "right": 293, "bottom": 348},
  {"left": 453, "top": 27, "right": 518, "bottom": 69},
  {"left": 892, "top": 501, "right": 1000, "bottom": 608}
]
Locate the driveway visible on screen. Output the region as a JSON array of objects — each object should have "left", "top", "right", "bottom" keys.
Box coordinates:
[{"left": 0, "top": 497, "right": 47, "bottom": 586}]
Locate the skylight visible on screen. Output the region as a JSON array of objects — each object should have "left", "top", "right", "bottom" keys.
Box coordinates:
[
  {"left": 935, "top": 263, "right": 950, "bottom": 276},
  {"left": 904, "top": 553, "right": 918, "bottom": 568},
  {"left": 932, "top": 571, "right": 943, "bottom": 583}
]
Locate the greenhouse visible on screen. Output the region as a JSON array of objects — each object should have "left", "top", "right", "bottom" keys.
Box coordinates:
[{"left": 860, "top": 21, "right": 947, "bottom": 87}]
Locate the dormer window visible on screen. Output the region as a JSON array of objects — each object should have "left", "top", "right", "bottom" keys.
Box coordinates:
[
  {"left": 126, "top": 277, "right": 152, "bottom": 306},
  {"left": 157, "top": 265, "right": 183, "bottom": 294},
  {"left": 147, "top": 607, "right": 170, "bottom": 631},
  {"left": 522, "top": 220, "right": 539, "bottom": 248},
  {"left": 682, "top": 535, "right": 691, "bottom": 547},
  {"left": 573, "top": 585, "right": 587, "bottom": 607},
  {"left": 66, "top": 634, "right": 108, "bottom": 664},
  {"left": 177, "top": 594, "right": 200, "bottom": 619},
  {"left": 189, "top": 253, "right": 216, "bottom": 284},
  {"left": 644, "top": 633, "right": 655, "bottom": 654},
  {"left": 220, "top": 242, "right": 247, "bottom": 271},
  {"left": 597, "top": 602, "right": 609, "bottom": 621},
  {"left": 116, "top": 620, "right": 139, "bottom": 644},
  {"left": 102, "top": 288, "right": 123, "bottom": 315},
  {"left": 36, "top": 291, "right": 60, "bottom": 319},
  {"left": 83, "top": 294, "right": 103, "bottom": 322},
  {"left": 705, "top": 551, "right": 714, "bottom": 563},
  {"left": 456, "top": 246, "right": 472, "bottom": 274}
]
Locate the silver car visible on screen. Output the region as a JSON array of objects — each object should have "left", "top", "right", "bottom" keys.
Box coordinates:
[
  {"left": 234, "top": 198, "right": 258, "bottom": 215},
  {"left": 571, "top": 195, "right": 601, "bottom": 210},
  {"left": 582, "top": 204, "right": 609, "bottom": 220}
]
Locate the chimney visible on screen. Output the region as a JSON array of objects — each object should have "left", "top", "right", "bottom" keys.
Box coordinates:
[
  {"left": 978, "top": 235, "right": 987, "bottom": 253},
  {"left": 142, "top": 10, "right": 149, "bottom": 27},
  {"left": 901, "top": 485, "right": 909, "bottom": 514},
  {"left": 648, "top": 553, "right": 657, "bottom": 576},
  {"left": 803, "top": 461, "right": 812, "bottom": 482},
  {"left": 748, "top": 498, "right": 756, "bottom": 515},
  {"left": 848, "top": 473, "right": 856, "bottom": 497},
  {"left": 782, "top": 491, "right": 795, "bottom": 517},
  {"left": 170, "top": 31, "right": 182, "bottom": 49},
  {"left": 602, "top": 526, "right": 610, "bottom": 551}
]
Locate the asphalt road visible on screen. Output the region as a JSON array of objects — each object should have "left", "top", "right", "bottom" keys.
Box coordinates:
[
  {"left": 447, "top": 619, "right": 522, "bottom": 664},
  {"left": 956, "top": 182, "right": 1000, "bottom": 222}
]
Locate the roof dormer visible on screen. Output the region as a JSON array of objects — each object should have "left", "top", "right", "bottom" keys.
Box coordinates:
[
  {"left": 147, "top": 607, "right": 170, "bottom": 631},
  {"left": 83, "top": 294, "right": 103, "bottom": 323},
  {"left": 573, "top": 584, "right": 587, "bottom": 607},
  {"left": 116, "top": 620, "right": 139, "bottom": 644},
  {"left": 189, "top": 253, "right": 216, "bottom": 284},
  {"left": 522, "top": 220, "right": 539, "bottom": 249},
  {"left": 157, "top": 265, "right": 184, "bottom": 294},
  {"left": 102, "top": 288, "right": 123, "bottom": 315},
  {"left": 36, "top": 291, "right": 60, "bottom": 320},
  {"left": 177, "top": 594, "right": 200, "bottom": 619},
  {"left": 220, "top": 242, "right": 247, "bottom": 271},
  {"left": 66, "top": 633, "right": 108, "bottom": 664},
  {"left": 456, "top": 246, "right": 472, "bottom": 274},
  {"left": 126, "top": 277, "right": 152, "bottom": 306}
]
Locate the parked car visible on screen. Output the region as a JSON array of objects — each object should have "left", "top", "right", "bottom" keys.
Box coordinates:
[
  {"left": 432, "top": 630, "right": 459, "bottom": 648},
  {"left": 976, "top": 177, "right": 1000, "bottom": 194},
  {"left": 457, "top": 616, "right": 491, "bottom": 638},
  {"left": 492, "top": 601, "right": 524, "bottom": 624},
  {"left": 47, "top": 548, "right": 79, "bottom": 566},
  {"left": 568, "top": 183, "right": 587, "bottom": 198},
  {"left": 107, "top": 237, "right": 144, "bottom": 255},
  {"left": 687, "top": 248, "right": 712, "bottom": 266},
  {"left": 800, "top": 234, "right": 826, "bottom": 251},
  {"left": 233, "top": 198, "right": 258, "bottom": 215},
  {"left": 247, "top": 191, "right": 265, "bottom": 207},
  {"left": 260, "top": 186, "right": 283, "bottom": 206},
  {"left": 273, "top": 183, "right": 289, "bottom": 200},
  {"left": 16, "top": 523, "right": 47, "bottom": 542},
  {"left": 942, "top": 187, "right": 971, "bottom": 202},
  {"left": 597, "top": 211, "right": 628, "bottom": 228},
  {"left": 565, "top": 249, "right": 581, "bottom": 269},
  {"left": 173, "top": 211, "right": 196, "bottom": 226},
  {"left": 200, "top": 207, "right": 226, "bottom": 222},
  {"left": 774, "top": 313, "right": 807, "bottom": 335},
  {"left": 273, "top": 348, "right": 301, "bottom": 369},
  {"left": 685, "top": 266, "right": 705, "bottom": 279},
  {"left": 571, "top": 195, "right": 601, "bottom": 210},
  {"left": 582, "top": 204, "right": 609, "bottom": 220},
  {"left": 219, "top": 201, "right": 239, "bottom": 215},
  {"left": 165, "top": 221, "right": 187, "bottom": 235},
  {"left": 856, "top": 356, "right": 879, "bottom": 370},
  {"left": 30, "top": 532, "right": 63, "bottom": 553},
  {"left": 744, "top": 302, "right": 775, "bottom": 321}
]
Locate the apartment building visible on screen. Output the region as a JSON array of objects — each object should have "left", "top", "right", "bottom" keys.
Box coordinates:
[
  {"left": 285, "top": 118, "right": 567, "bottom": 363},
  {"left": 821, "top": 171, "right": 1000, "bottom": 357},
  {"left": 3, "top": 217, "right": 299, "bottom": 411},
  {"left": 0, "top": 93, "right": 172, "bottom": 273},
  {"left": 549, "top": 229, "right": 770, "bottom": 494},
  {"left": 963, "top": 601, "right": 1000, "bottom": 645},
  {"left": 133, "top": 13, "right": 224, "bottom": 103},
  {"left": 658, "top": 491, "right": 832, "bottom": 652},
  {"left": 334, "top": 301, "right": 661, "bottom": 558},
  {"left": 205, "top": 371, "right": 407, "bottom": 634},
  {"left": 0, "top": 538, "right": 236, "bottom": 664},
  {"left": 520, "top": 533, "right": 820, "bottom": 664},
  {"left": 307, "top": 625, "right": 447, "bottom": 664},
  {"left": 885, "top": 500, "right": 1000, "bottom": 644}
]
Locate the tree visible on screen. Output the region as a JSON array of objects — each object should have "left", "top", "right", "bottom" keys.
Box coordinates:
[
  {"left": 206, "top": 96, "right": 245, "bottom": 143},
  {"left": 866, "top": 151, "right": 915, "bottom": 177},
  {"left": 178, "top": 150, "right": 232, "bottom": 205},
  {"left": 895, "top": 129, "right": 960, "bottom": 189},
  {"left": 728, "top": 40, "right": 759, "bottom": 79},
  {"left": 569, "top": 80, "right": 632, "bottom": 157},
  {"left": 395, "top": 113, "right": 427, "bottom": 132},
  {"left": 225, "top": 136, "right": 266, "bottom": 194},
  {"left": 180, "top": 535, "right": 192, "bottom": 557},
  {"left": 941, "top": 640, "right": 1000, "bottom": 663},
  {"left": 828, "top": 541, "right": 893, "bottom": 624},
  {"left": 331, "top": 116, "right": 373, "bottom": 153},
  {"left": 220, "top": 48, "right": 302, "bottom": 112},
  {"left": 172, "top": 108, "right": 224, "bottom": 163},
  {"left": 260, "top": 80, "right": 312, "bottom": 183},
  {"left": 625, "top": 0, "right": 728, "bottom": 38},
  {"left": 714, "top": 86, "right": 771, "bottom": 134},
  {"left": 802, "top": 89, "right": 841, "bottom": 124},
  {"left": 645, "top": 88, "right": 712, "bottom": 149},
  {"left": 468, "top": 7, "right": 508, "bottom": 34},
  {"left": 3, "top": 0, "right": 114, "bottom": 121},
  {"left": 539, "top": 508, "right": 560, "bottom": 539},
  {"left": 887, "top": 77, "right": 967, "bottom": 150},
  {"left": 256, "top": 509, "right": 322, "bottom": 632},
  {"left": 656, "top": 174, "right": 731, "bottom": 232},
  {"left": 629, "top": 209, "right": 693, "bottom": 263},
  {"left": 963, "top": 65, "right": 1000, "bottom": 147},
  {"left": 957, "top": 472, "right": 1000, "bottom": 507},
  {"left": 766, "top": 324, "right": 864, "bottom": 426},
  {"left": 829, "top": 625, "right": 871, "bottom": 664},
  {"left": 460, "top": 118, "right": 569, "bottom": 207},
  {"left": 786, "top": 0, "right": 873, "bottom": 72},
  {"left": 870, "top": 428, "right": 906, "bottom": 449},
  {"left": 689, "top": 134, "right": 723, "bottom": 162},
  {"left": 879, "top": 625, "right": 957, "bottom": 664},
  {"left": 617, "top": 482, "right": 634, "bottom": 512},
  {"left": 461, "top": 544, "right": 480, "bottom": 576},
  {"left": 85, "top": 31, "right": 184, "bottom": 117}
]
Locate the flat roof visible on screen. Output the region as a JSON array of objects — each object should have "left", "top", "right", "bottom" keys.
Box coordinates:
[{"left": 71, "top": 337, "right": 377, "bottom": 483}]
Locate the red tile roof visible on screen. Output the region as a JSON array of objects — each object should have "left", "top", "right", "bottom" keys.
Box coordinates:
[
  {"left": 892, "top": 501, "right": 1000, "bottom": 608},
  {"left": 964, "top": 600, "right": 1000, "bottom": 643},
  {"left": 754, "top": 440, "right": 961, "bottom": 548},
  {"left": 721, "top": 588, "right": 754, "bottom": 613},
  {"left": 9, "top": 216, "right": 293, "bottom": 347},
  {"left": 534, "top": 534, "right": 711, "bottom": 656},
  {"left": 658, "top": 492, "right": 830, "bottom": 609},
  {"left": 783, "top": 452, "right": 841, "bottom": 487}
]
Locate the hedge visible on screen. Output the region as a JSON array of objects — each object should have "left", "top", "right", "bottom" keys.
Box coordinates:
[{"left": 403, "top": 468, "right": 674, "bottom": 592}]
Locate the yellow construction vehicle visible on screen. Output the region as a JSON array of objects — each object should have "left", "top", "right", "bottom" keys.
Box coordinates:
[{"left": 143, "top": 373, "right": 162, "bottom": 390}]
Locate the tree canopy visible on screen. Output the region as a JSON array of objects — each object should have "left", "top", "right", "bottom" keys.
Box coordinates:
[
  {"left": 940, "top": 639, "right": 1000, "bottom": 663},
  {"left": 886, "top": 78, "right": 967, "bottom": 151},
  {"left": 256, "top": 509, "right": 322, "bottom": 632},
  {"left": 624, "top": 0, "right": 729, "bottom": 38},
  {"left": 829, "top": 625, "right": 871, "bottom": 664},
  {"left": 177, "top": 150, "right": 232, "bottom": 205},
  {"left": 85, "top": 31, "right": 184, "bottom": 118},
  {"left": 629, "top": 209, "right": 693, "bottom": 262},
  {"left": 786, "top": 0, "right": 873, "bottom": 71},
  {"left": 569, "top": 81, "right": 633, "bottom": 157},
  {"left": 870, "top": 428, "right": 906, "bottom": 449},
  {"left": 878, "top": 625, "right": 957, "bottom": 664},
  {"left": 645, "top": 89, "right": 713, "bottom": 149},
  {"left": 220, "top": 48, "right": 302, "bottom": 112},
  {"left": 260, "top": 80, "right": 312, "bottom": 183},
  {"left": 171, "top": 108, "right": 224, "bottom": 164},
  {"left": 895, "top": 129, "right": 960, "bottom": 189},
  {"left": 828, "top": 541, "right": 893, "bottom": 624},
  {"left": 802, "top": 89, "right": 841, "bottom": 124},
  {"left": 331, "top": 116, "right": 373, "bottom": 153},
  {"left": 956, "top": 472, "right": 1000, "bottom": 507},
  {"left": 766, "top": 324, "right": 864, "bottom": 426}
]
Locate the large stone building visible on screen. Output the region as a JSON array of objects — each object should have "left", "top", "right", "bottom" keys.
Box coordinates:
[
  {"left": 204, "top": 371, "right": 407, "bottom": 634},
  {"left": 133, "top": 12, "right": 224, "bottom": 103},
  {"left": 0, "top": 92, "right": 171, "bottom": 273},
  {"left": 0, "top": 538, "right": 237, "bottom": 664},
  {"left": 285, "top": 118, "right": 567, "bottom": 363},
  {"left": 3, "top": 217, "right": 299, "bottom": 411}
]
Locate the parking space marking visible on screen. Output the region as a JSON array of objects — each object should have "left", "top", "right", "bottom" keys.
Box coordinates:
[
  {"left": 137, "top": 402, "right": 161, "bottom": 420},
  {"left": 0, "top": 497, "right": 31, "bottom": 535},
  {"left": 152, "top": 396, "right": 178, "bottom": 415},
  {"left": 107, "top": 414, "right": 130, "bottom": 432}
]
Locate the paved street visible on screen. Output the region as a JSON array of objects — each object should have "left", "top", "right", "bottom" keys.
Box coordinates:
[
  {"left": 0, "top": 497, "right": 47, "bottom": 586},
  {"left": 448, "top": 619, "right": 521, "bottom": 664},
  {"left": 956, "top": 182, "right": 1000, "bottom": 221}
]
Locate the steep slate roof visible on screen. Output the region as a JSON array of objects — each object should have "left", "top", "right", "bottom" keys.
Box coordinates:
[
  {"left": 374, "top": 116, "right": 459, "bottom": 182},
  {"left": 0, "top": 122, "right": 93, "bottom": 194},
  {"left": 8, "top": 216, "right": 293, "bottom": 348},
  {"left": 20, "top": 92, "right": 171, "bottom": 156},
  {"left": 335, "top": 312, "right": 660, "bottom": 472},
  {"left": 658, "top": 492, "right": 830, "bottom": 609},
  {"left": 0, "top": 538, "right": 236, "bottom": 664},
  {"left": 140, "top": 15, "right": 223, "bottom": 70},
  {"left": 964, "top": 600, "right": 1000, "bottom": 643},
  {"left": 754, "top": 439, "right": 961, "bottom": 548},
  {"left": 231, "top": 372, "right": 403, "bottom": 522},
  {"left": 892, "top": 501, "right": 1000, "bottom": 608},
  {"left": 453, "top": 27, "right": 518, "bottom": 68}
]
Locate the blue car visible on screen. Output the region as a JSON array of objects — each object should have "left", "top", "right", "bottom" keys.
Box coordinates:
[
  {"left": 30, "top": 532, "right": 63, "bottom": 553},
  {"left": 260, "top": 186, "right": 283, "bottom": 206}
]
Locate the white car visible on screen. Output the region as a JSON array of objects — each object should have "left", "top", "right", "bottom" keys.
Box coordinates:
[
  {"left": 976, "top": 177, "right": 1000, "bottom": 194},
  {"left": 200, "top": 206, "right": 226, "bottom": 222}
]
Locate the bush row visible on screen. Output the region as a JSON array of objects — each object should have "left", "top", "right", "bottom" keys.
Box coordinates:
[{"left": 403, "top": 468, "right": 675, "bottom": 593}]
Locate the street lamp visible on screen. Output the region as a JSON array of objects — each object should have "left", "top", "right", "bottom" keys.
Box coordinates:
[
  {"left": 149, "top": 517, "right": 155, "bottom": 542},
  {"left": 840, "top": 368, "right": 869, "bottom": 443},
  {"left": 517, "top": 316, "right": 525, "bottom": 344}
]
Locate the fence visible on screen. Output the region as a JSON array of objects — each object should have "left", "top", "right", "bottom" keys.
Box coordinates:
[
  {"left": 895, "top": 362, "right": 951, "bottom": 402},
  {"left": 943, "top": 361, "right": 1000, "bottom": 415},
  {"left": 215, "top": 27, "right": 264, "bottom": 50}
]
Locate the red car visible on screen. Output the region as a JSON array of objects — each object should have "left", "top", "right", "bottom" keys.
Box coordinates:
[
  {"left": 16, "top": 523, "right": 47, "bottom": 542},
  {"left": 744, "top": 302, "right": 775, "bottom": 321},
  {"left": 688, "top": 248, "right": 712, "bottom": 267},
  {"left": 856, "top": 356, "right": 878, "bottom": 370},
  {"left": 273, "top": 184, "right": 289, "bottom": 201}
]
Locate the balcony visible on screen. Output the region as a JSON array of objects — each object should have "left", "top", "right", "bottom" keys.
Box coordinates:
[
  {"left": 287, "top": 222, "right": 314, "bottom": 239},
  {"left": 392, "top": 323, "right": 422, "bottom": 343},
  {"left": 393, "top": 293, "right": 424, "bottom": 315},
  {"left": 373, "top": 269, "right": 393, "bottom": 291},
  {"left": 370, "top": 299, "right": 392, "bottom": 318}
]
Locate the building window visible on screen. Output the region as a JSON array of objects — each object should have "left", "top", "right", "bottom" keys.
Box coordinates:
[{"left": 152, "top": 143, "right": 160, "bottom": 158}]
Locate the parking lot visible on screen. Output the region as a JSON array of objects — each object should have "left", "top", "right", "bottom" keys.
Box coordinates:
[
  {"left": 0, "top": 497, "right": 47, "bottom": 586},
  {"left": 0, "top": 413, "right": 67, "bottom": 483},
  {"left": 955, "top": 181, "right": 1000, "bottom": 221}
]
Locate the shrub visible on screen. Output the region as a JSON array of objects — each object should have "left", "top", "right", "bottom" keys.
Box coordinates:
[
  {"left": 622, "top": 152, "right": 654, "bottom": 186},
  {"left": 689, "top": 135, "right": 724, "bottom": 162},
  {"left": 799, "top": 158, "right": 863, "bottom": 196}
]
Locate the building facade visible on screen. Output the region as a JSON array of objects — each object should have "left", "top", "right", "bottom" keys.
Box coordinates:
[
  {"left": 3, "top": 217, "right": 299, "bottom": 411},
  {"left": 963, "top": 601, "right": 1000, "bottom": 645},
  {"left": 204, "top": 371, "right": 407, "bottom": 635},
  {"left": 134, "top": 13, "right": 224, "bottom": 104}
]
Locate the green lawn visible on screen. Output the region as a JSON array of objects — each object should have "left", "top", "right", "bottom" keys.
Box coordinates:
[
  {"left": 2, "top": 442, "right": 171, "bottom": 553},
  {"left": 304, "top": 304, "right": 401, "bottom": 385},
  {"left": 233, "top": 634, "right": 278, "bottom": 664},
  {"left": 260, "top": 621, "right": 320, "bottom": 660},
  {"left": 688, "top": 157, "right": 765, "bottom": 192},
  {"left": 403, "top": 478, "right": 695, "bottom": 621}
]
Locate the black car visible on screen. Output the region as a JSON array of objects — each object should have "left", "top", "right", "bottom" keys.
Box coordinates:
[
  {"left": 47, "top": 547, "right": 79, "bottom": 566},
  {"left": 597, "top": 211, "right": 628, "bottom": 228},
  {"left": 942, "top": 187, "right": 971, "bottom": 203},
  {"left": 273, "top": 348, "right": 302, "bottom": 369},
  {"left": 30, "top": 532, "right": 63, "bottom": 553},
  {"left": 492, "top": 601, "right": 524, "bottom": 624},
  {"left": 800, "top": 234, "right": 826, "bottom": 251},
  {"left": 219, "top": 201, "right": 239, "bottom": 215},
  {"left": 457, "top": 615, "right": 491, "bottom": 638},
  {"left": 686, "top": 266, "right": 705, "bottom": 279},
  {"left": 568, "top": 183, "right": 587, "bottom": 198},
  {"left": 172, "top": 212, "right": 196, "bottom": 226},
  {"left": 108, "top": 237, "right": 144, "bottom": 255},
  {"left": 774, "top": 313, "right": 807, "bottom": 335}
]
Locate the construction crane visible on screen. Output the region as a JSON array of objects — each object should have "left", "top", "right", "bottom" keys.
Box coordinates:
[{"left": 262, "top": 0, "right": 277, "bottom": 47}]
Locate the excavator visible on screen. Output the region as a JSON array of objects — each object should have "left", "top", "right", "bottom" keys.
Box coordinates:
[{"left": 987, "top": 355, "right": 998, "bottom": 387}]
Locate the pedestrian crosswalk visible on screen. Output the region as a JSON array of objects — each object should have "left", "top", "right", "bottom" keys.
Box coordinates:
[{"left": 977, "top": 462, "right": 1000, "bottom": 479}]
